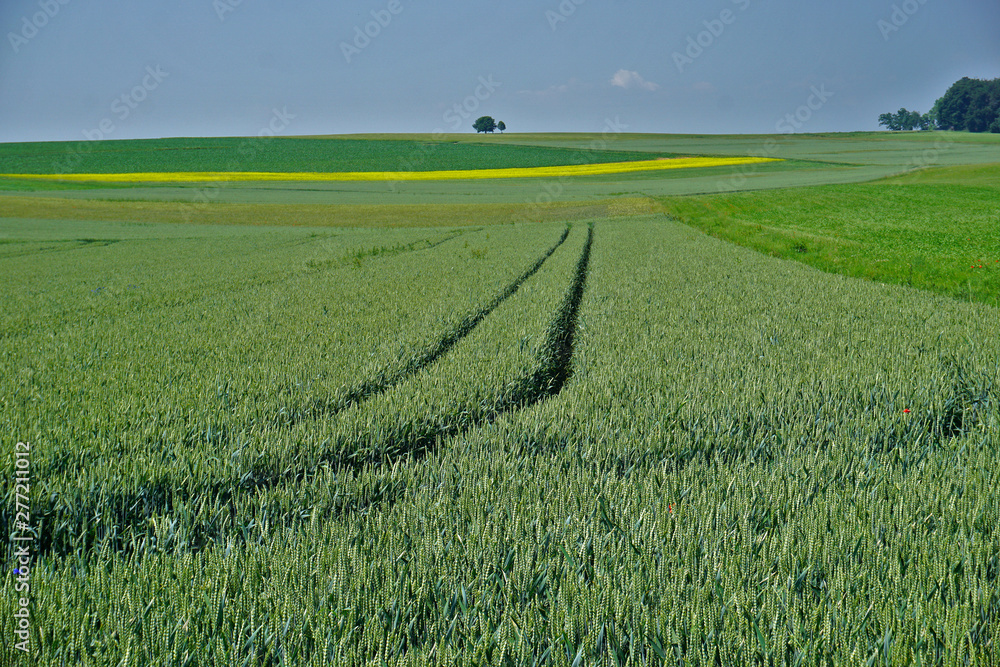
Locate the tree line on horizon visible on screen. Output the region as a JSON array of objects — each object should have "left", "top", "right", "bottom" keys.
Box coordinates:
[{"left": 879, "top": 77, "right": 1000, "bottom": 133}]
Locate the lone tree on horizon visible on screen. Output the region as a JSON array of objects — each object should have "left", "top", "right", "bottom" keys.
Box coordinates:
[
  {"left": 497, "top": 121, "right": 506, "bottom": 133},
  {"left": 473, "top": 116, "right": 497, "bottom": 133}
]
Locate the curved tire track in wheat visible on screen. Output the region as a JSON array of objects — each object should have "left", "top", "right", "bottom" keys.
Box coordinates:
[{"left": 30, "top": 225, "right": 587, "bottom": 557}]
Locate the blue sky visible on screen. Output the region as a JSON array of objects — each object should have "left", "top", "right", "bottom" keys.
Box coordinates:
[{"left": 1, "top": 0, "right": 998, "bottom": 142}]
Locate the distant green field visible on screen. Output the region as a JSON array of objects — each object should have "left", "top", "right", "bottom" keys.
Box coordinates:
[
  {"left": 469, "top": 130, "right": 1000, "bottom": 165},
  {"left": 0, "top": 136, "right": 657, "bottom": 175},
  {"left": 2, "top": 132, "right": 999, "bottom": 305},
  {"left": 4, "top": 131, "right": 996, "bottom": 204}
]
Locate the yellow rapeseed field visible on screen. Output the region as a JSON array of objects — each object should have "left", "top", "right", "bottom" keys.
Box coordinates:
[{"left": 2, "top": 156, "right": 779, "bottom": 183}]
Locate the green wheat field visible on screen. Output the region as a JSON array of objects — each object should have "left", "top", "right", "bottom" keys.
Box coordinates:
[{"left": 2, "top": 131, "right": 1000, "bottom": 665}]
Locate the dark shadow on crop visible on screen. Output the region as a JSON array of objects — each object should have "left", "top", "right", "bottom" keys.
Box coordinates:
[
  {"left": 303, "top": 228, "right": 471, "bottom": 271},
  {"left": 0, "top": 238, "right": 123, "bottom": 260}
]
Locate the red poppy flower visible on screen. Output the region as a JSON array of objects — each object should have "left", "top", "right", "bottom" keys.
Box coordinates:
[{"left": 903, "top": 409, "right": 911, "bottom": 414}]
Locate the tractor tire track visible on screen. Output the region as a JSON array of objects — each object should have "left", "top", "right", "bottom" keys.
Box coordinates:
[
  {"left": 19, "top": 225, "right": 584, "bottom": 559},
  {"left": 370, "top": 224, "right": 591, "bottom": 459},
  {"left": 0, "top": 238, "right": 124, "bottom": 260},
  {"left": 296, "top": 224, "right": 571, "bottom": 423},
  {"left": 304, "top": 228, "right": 473, "bottom": 271}
]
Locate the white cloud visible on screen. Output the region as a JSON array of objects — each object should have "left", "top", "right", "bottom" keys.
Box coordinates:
[{"left": 610, "top": 69, "right": 659, "bottom": 92}]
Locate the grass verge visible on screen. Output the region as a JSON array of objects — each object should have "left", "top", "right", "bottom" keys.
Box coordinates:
[{"left": 661, "top": 163, "right": 1000, "bottom": 306}]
